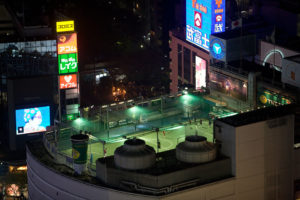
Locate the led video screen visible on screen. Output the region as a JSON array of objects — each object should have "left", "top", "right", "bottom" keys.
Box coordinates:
[
  {"left": 16, "top": 106, "right": 50, "bottom": 135},
  {"left": 195, "top": 56, "right": 206, "bottom": 89},
  {"left": 210, "top": 71, "right": 247, "bottom": 101}
]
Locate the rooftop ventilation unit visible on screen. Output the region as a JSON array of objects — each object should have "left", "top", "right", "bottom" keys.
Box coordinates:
[
  {"left": 176, "top": 135, "right": 217, "bottom": 163},
  {"left": 114, "top": 139, "right": 156, "bottom": 170}
]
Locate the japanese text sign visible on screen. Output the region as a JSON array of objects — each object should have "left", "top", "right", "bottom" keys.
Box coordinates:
[
  {"left": 57, "top": 33, "right": 77, "bottom": 54},
  {"left": 58, "top": 53, "right": 78, "bottom": 74},
  {"left": 56, "top": 21, "right": 74, "bottom": 33},
  {"left": 186, "top": 0, "right": 225, "bottom": 51},
  {"left": 59, "top": 74, "right": 77, "bottom": 89}
]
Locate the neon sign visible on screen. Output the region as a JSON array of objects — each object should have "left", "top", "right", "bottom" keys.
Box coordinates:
[
  {"left": 59, "top": 74, "right": 77, "bottom": 89},
  {"left": 58, "top": 53, "right": 78, "bottom": 74},
  {"left": 56, "top": 21, "right": 74, "bottom": 33},
  {"left": 258, "top": 89, "right": 292, "bottom": 106},
  {"left": 210, "top": 38, "right": 225, "bottom": 59},
  {"left": 195, "top": 56, "right": 206, "bottom": 89},
  {"left": 57, "top": 33, "right": 77, "bottom": 54},
  {"left": 186, "top": 0, "right": 225, "bottom": 51}
]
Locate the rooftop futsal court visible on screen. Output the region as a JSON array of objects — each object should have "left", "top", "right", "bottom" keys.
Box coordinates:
[{"left": 55, "top": 93, "right": 237, "bottom": 168}]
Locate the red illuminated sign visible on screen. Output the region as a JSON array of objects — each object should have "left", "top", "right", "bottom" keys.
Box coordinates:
[
  {"left": 57, "top": 33, "right": 77, "bottom": 55},
  {"left": 216, "top": 15, "right": 222, "bottom": 22},
  {"left": 59, "top": 74, "right": 77, "bottom": 89},
  {"left": 194, "top": 11, "right": 202, "bottom": 29}
]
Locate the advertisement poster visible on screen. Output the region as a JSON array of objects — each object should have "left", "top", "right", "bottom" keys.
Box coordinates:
[
  {"left": 16, "top": 106, "right": 50, "bottom": 135},
  {"left": 210, "top": 71, "right": 247, "bottom": 101},
  {"left": 257, "top": 88, "right": 292, "bottom": 106},
  {"left": 195, "top": 56, "right": 206, "bottom": 89}
]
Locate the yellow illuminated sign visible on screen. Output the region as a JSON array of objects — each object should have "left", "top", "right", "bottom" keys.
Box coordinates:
[{"left": 56, "top": 21, "right": 74, "bottom": 32}]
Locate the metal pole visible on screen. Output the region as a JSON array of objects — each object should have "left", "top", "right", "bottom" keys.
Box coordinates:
[
  {"left": 155, "top": 127, "right": 159, "bottom": 153},
  {"left": 106, "top": 108, "right": 109, "bottom": 138},
  {"left": 77, "top": 72, "right": 81, "bottom": 116},
  {"left": 160, "top": 96, "right": 163, "bottom": 114},
  {"left": 99, "top": 107, "right": 102, "bottom": 131}
]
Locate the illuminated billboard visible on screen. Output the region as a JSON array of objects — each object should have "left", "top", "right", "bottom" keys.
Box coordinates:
[
  {"left": 186, "top": 0, "right": 225, "bottom": 51},
  {"left": 59, "top": 74, "right": 77, "bottom": 89},
  {"left": 57, "top": 33, "right": 77, "bottom": 55},
  {"left": 58, "top": 53, "right": 78, "bottom": 74},
  {"left": 16, "top": 106, "right": 50, "bottom": 135},
  {"left": 195, "top": 56, "right": 206, "bottom": 89},
  {"left": 56, "top": 20, "right": 74, "bottom": 33},
  {"left": 210, "top": 37, "right": 225, "bottom": 60},
  {"left": 210, "top": 71, "right": 247, "bottom": 101},
  {"left": 257, "top": 88, "right": 292, "bottom": 106}
]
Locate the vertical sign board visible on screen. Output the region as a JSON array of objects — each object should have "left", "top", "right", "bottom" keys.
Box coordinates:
[
  {"left": 57, "top": 33, "right": 78, "bottom": 55},
  {"left": 56, "top": 20, "right": 80, "bottom": 121},
  {"left": 59, "top": 74, "right": 77, "bottom": 89},
  {"left": 211, "top": 0, "right": 225, "bottom": 34},
  {"left": 186, "top": 0, "right": 225, "bottom": 51},
  {"left": 195, "top": 56, "right": 206, "bottom": 89},
  {"left": 58, "top": 53, "right": 78, "bottom": 74}
]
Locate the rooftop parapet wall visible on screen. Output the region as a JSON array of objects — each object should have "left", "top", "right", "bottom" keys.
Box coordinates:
[{"left": 96, "top": 150, "right": 232, "bottom": 195}]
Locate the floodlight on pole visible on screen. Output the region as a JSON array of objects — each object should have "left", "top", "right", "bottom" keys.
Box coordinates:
[{"left": 128, "top": 106, "right": 140, "bottom": 132}]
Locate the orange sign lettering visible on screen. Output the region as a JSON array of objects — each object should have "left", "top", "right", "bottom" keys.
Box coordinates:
[
  {"left": 57, "top": 33, "right": 77, "bottom": 55},
  {"left": 59, "top": 74, "right": 77, "bottom": 89},
  {"left": 216, "top": 0, "right": 222, "bottom": 8}
]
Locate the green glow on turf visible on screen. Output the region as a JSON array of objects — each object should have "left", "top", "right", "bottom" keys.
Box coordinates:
[
  {"left": 74, "top": 117, "right": 83, "bottom": 124},
  {"left": 165, "top": 125, "right": 183, "bottom": 131}
]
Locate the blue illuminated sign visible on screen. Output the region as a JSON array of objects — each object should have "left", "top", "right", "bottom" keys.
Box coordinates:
[
  {"left": 16, "top": 106, "right": 51, "bottom": 135},
  {"left": 186, "top": 0, "right": 225, "bottom": 51},
  {"left": 210, "top": 38, "right": 225, "bottom": 59}
]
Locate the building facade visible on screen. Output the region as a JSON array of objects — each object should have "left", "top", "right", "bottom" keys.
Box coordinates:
[
  {"left": 169, "top": 30, "right": 210, "bottom": 94},
  {"left": 27, "top": 105, "right": 297, "bottom": 200}
]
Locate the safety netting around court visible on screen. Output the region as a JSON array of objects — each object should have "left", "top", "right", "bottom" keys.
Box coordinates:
[{"left": 52, "top": 93, "right": 237, "bottom": 170}]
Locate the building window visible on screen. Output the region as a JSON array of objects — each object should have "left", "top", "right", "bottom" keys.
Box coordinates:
[
  {"left": 184, "top": 47, "right": 191, "bottom": 82},
  {"left": 177, "top": 44, "right": 182, "bottom": 77}
]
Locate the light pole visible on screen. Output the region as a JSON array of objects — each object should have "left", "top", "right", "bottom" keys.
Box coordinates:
[
  {"left": 160, "top": 96, "right": 163, "bottom": 114},
  {"left": 155, "top": 127, "right": 160, "bottom": 153},
  {"left": 106, "top": 108, "right": 109, "bottom": 139},
  {"left": 128, "top": 106, "right": 140, "bottom": 132}
]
